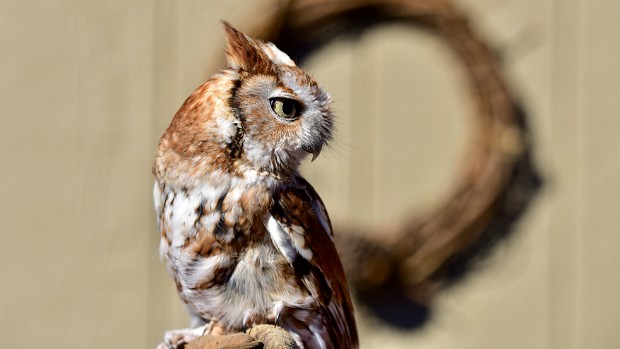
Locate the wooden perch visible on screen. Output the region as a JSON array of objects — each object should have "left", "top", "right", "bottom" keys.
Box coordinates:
[{"left": 187, "top": 325, "right": 299, "bottom": 349}]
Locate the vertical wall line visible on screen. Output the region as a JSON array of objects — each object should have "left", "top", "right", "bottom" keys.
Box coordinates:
[{"left": 548, "top": 0, "right": 583, "bottom": 347}]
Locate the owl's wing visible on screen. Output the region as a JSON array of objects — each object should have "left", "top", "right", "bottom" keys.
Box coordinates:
[{"left": 266, "top": 177, "right": 358, "bottom": 348}]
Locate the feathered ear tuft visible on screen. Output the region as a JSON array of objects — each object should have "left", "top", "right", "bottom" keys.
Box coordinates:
[{"left": 222, "top": 21, "right": 274, "bottom": 74}]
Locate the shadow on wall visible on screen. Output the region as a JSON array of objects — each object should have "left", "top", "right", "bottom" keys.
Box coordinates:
[
  {"left": 248, "top": 0, "right": 543, "bottom": 329},
  {"left": 352, "top": 103, "right": 542, "bottom": 329}
]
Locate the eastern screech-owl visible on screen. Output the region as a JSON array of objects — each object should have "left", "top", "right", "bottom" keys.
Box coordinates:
[{"left": 153, "top": 22, "right": 358, "bottom": 349}]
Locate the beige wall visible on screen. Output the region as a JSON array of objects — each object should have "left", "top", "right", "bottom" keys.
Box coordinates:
[{"left": 1, "top": 0, "right": 619, "bottom": 348}]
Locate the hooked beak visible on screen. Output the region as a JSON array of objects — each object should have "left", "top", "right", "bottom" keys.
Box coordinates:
[{"left": 304, "top": 144, "right": 323, "bottom": 162}]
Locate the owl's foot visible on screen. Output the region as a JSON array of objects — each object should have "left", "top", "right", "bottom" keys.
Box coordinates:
[{"left": 156, "top": 325, "right": 207, "bottom": 349}]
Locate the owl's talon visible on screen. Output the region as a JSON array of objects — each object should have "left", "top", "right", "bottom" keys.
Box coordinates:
[
  {"left": 272, "top": 301, "right": 284, "bottom": 326},
  {"left": 243, "top": 309, "right": 263, "bottom": 331}
]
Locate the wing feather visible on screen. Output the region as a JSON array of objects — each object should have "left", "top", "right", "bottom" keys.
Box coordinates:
[{"left": 265, "top": 177, "right": 358, "bottom": 348}]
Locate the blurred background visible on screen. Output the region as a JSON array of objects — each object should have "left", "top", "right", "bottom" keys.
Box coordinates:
[{"left": 1, "top": 0, "right": 619, "bottom": 348}]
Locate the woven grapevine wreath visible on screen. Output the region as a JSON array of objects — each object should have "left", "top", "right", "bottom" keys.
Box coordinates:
[{"left": 242, "top": 0, "right": 539, "bottom": 309}]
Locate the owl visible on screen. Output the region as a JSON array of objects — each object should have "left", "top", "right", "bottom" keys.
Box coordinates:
[{"left": 153, "top": 22, "right": 358, "bottom": 349}]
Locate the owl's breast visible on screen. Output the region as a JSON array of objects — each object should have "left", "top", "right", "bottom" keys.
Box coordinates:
[
  {"left": 155, "top": 178, "right": 314, "bottom": 331},
  {"left": 170, "top": 222, "right": 313, "bottom": 331}
]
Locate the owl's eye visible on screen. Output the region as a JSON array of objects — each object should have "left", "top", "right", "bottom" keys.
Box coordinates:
[{"left": 270, "top": 98, "right": 299, "bottom": 120}]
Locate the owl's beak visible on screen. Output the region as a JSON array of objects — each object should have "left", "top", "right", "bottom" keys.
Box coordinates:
[{"left": 304, "top": 144, "right": 323, "bottom": 162}]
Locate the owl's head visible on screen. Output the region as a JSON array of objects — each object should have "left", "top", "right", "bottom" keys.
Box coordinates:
[
  {"left": 220, "top": 21, "right": 332, "bottom": 175},
  {"left": 157, "top": 22, "right": 332, "bottom": 184}
]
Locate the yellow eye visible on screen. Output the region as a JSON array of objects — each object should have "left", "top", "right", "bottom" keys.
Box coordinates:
[{"left": 270, "top": 98, "right": 299, "bottom": 119}]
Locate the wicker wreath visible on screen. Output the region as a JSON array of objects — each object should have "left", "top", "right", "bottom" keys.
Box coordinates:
[{"left": 242, "top": 0, "right": 538, "bottom": 324}]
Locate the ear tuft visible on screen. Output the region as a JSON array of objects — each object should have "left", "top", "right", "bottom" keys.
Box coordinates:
[{"left": 222, "top": 21, "right": 274, "bottom": 74}]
